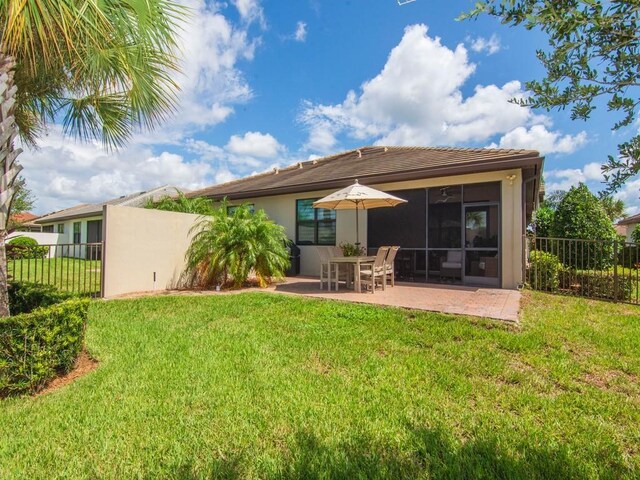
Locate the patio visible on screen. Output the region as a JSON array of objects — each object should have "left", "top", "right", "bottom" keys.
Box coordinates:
[{"left": 269, "top": 277, "right": 521, "bottom": 322}]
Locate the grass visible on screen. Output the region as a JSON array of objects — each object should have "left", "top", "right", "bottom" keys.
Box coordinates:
[
  {"left": 0, "top": 292, "right": 639, "bottom": 478},
  {"left": 7, "top": 258, "right": 101, "bottom": 294}
]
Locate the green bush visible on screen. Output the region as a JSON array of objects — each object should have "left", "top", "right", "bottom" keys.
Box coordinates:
[
  {"left": 550, "top": 184, "right": 617, "bottom": 269},
  {"left": 528, "top": 250, "right": 561, "bottom": 291},
  {"left": 0, "top": 299, "right": 90, "bottom": 397},
  {"left": 631, "top": 224, "right": 640, "bottom": 244},
  {"left": 558, "top": 270, "right": 633, "bottom": 301},
  {"left": 618, "top": 245, "right": 640, "bottom": 269},
  {"left": 7, "top": 237, "right": 49, "bottom": 260},
  {"left": 8, "top": 282, "right": 75, "bottom": 315}
]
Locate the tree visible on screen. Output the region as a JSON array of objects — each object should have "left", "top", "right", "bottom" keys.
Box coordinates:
[
  {"left": 533, "top": 204, "right": 554, "bottom": 237},
  {"left": 461, "top": 1, "right": 640, "bottom": 192},
  {"left": 7, "top": 177, "right": 35, "bottom": 227},
  {"left": 146, "top": 191, "right": 215, "bottom": 215},
  {"left": 0, "top": 1, "right": 183, "bottom": 316},
  {"left": 632, "top": 224, "right": 640, "bottom": 244},
  {"left": 186, "top": 202, "right": 290, "bottom": 289},
  {"left": 551, "top": 183, "right": 617, "bottom": 268},
  {"left": 598, "top": 194, "right": 626, "bottom": 223}
]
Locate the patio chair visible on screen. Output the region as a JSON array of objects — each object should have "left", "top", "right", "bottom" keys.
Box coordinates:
[
  {"left": 383, "top": 246, "right": 400, "bottom": 287},
  {"left": 316, "top": 246, "right": 339, "bottom": 290},
  {"left": 440, "top": 250, "right": 462, "bottom": 281},
  {"left": 359, "top": 246, "right": 390, "bottom": 293}
]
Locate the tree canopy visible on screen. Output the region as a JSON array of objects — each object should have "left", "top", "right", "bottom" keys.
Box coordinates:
[{"left": 461, "top": 1, "right": 640, "bottom": 192}]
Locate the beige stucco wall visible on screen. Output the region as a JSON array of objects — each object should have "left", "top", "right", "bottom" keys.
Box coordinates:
[
  {"left": 226, "top": 168, "right": 525, "bottom": 288},
  {"left": 102, "top": 205, "right": 201, "bottom": 297}
]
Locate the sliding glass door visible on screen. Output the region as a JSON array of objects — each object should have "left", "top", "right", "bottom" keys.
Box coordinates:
[{"left": 464, "top": 204, "right": 500, "bottom": 286}]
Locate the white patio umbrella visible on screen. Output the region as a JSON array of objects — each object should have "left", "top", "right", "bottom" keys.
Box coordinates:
[{"left": 313, "top": 179, "right": 407, "bottom": 245}]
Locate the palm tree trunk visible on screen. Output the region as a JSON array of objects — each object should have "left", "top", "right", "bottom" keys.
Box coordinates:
[{"left": 0, "top": 54, "right": 24, "bottom": 317}]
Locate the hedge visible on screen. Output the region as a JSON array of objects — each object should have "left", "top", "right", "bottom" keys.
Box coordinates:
[
  {"left": 7, "top": 237, "right": 49, "bottom": 260},
  {"left": 528, "top": 250, "right": 561, "bottom": 292},
  {"left": 0, "top": 299, "right": 90, "bottom": 397},
  {"left": 558, "top": 270, "right": 633, "bottom": 301},
  {"left": 8, "top": 282, "right": 75, "bottom": 315}
]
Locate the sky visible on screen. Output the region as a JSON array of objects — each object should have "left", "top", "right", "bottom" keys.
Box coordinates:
[{"left": 20, "top": 0, "right": 640, "bottom": 215}]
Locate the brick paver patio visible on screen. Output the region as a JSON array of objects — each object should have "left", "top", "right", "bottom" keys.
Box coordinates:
[{"left": 269, "top": 277, "right": 521, "bottom": 322}]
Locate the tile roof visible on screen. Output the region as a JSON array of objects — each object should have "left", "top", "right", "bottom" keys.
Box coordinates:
[
  {"left": 189, "top": 146, "right": 543, "bottom": 200},
  {"left": 618, "top": 213, "right": 640, "bottom": 226},
  {"left": 36, "top": 185, "right": 185, "bottom": 223}
]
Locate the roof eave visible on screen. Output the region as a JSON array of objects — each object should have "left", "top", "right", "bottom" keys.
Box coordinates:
[{"left": 199, "top": 155, "right": 544, "bottom": 201}]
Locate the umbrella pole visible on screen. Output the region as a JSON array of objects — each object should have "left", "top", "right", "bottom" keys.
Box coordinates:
[{"left": 355, "top": 201, "right": 360, "bottom": 247}]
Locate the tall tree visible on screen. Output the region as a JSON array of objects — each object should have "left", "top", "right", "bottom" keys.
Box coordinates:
[
  {"left": 461, "top": 1, "right": 640, "bottom": 192},
  {"left": 0, "top": 0, "right": 184, "bottom": 316},
  {"left": 598, "top": 194, "right": 626, "bottom": 223}
]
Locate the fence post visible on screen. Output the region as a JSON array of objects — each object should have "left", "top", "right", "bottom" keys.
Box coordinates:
[{"left": 613, "top": 239, "right": 619, "bottom": 300}]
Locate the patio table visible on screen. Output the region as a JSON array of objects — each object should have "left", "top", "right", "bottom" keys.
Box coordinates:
[{"left": 329, "top": 256, "right": 376, "bottom": 293}]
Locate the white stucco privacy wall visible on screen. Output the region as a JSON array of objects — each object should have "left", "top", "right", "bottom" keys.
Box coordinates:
[
  {"left": 102, "top": 205, "right": 201, "bottom": 297},
  {"left": 6, "top": 231, "right": 64, "bottom": 258}
]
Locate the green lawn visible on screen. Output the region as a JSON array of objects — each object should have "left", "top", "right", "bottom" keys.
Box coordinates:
[
  {"left": 1, "top": 292, "right": 639, "bottom": 479},
  {"left": 7, "top": 258, "right": 101, "bottom": 295}
]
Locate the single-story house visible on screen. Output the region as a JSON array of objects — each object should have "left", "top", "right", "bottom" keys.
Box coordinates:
[
  {"left": 189, "top": 146, "right": 544, "bottom": 289},
  {"left": 35, "top": 185, "right": 183, "bottom": 251},
  {"left": 8, "top": 212, "right": 41, "bottom": 232},
  {"left": 617, "top": 213, "right": 640, "bottom": 242}
]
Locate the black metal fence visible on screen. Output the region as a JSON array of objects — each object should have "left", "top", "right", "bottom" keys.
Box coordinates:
[
  {"left": 6, "top": 242, "right": 103, "bottom": 296},
  {"left": 524, "top": 236, "right": 640, "bottom": 304}
]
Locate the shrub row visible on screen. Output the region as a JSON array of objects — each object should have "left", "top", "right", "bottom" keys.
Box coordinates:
[
  {"left": 7, "top": 237, "right": 49, "bottom": 260},
  {"left": 528, "top": 251, "right": 633, "bottom": 301},
  {"left": 0, "top": 299, "right": 90, "bottom": 397},
  {"left": 9, "top": 282, "right": 75, "bottom": 315},
  {"left": 558, "top": 270, "right": 633, "bottom": 301}
]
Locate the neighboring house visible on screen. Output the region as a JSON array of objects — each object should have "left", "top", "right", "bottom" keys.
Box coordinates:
[
  {"left": 189, "top": 146, "right": 543, "bottom": 289},
  {"left": 35, "top": 185, "right": 184, "bottom": 249},
  {"left": 8, "top": 212, "right": 41, "bottom": 232},
  {"left": 617, "top": 213, "right": 640, "bottom": 242}
]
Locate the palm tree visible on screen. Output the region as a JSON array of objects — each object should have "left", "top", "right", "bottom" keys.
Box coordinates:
[
  {"left": 0, "top": 0, "right": 184, "bottom": 315},
  {"left": 186, "top": 202, "right": 290, "bottom": 289},
  {"left": 145, "top": 190, "right": 215, "bottom": 215}
]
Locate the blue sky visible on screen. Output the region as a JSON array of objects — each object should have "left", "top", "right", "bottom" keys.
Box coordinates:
[{"left": 22, "top": 0, "right": 639, "bottom": 215}]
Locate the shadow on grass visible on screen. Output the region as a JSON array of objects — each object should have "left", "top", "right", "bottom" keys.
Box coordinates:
[{"left": 169, "top": 424, "right": 633, "bottom": 479}]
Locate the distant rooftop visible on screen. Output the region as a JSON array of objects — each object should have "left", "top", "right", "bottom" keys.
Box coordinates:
[
  {"left": 36, "top": 185, "right": 185, "bottom": 224},
  {"left": 618, "top": 213, "right": 640, "bottom": 226}
]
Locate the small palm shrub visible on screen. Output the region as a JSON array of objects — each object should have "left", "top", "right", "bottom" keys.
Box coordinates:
[
  {"left": 186, "top": 202, "right": 290, "bottom": 288},
  {"left": 145, "top": 190, "right": 215, "bottom": 215}
]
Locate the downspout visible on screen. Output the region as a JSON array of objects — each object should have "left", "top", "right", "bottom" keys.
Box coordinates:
[{"left": 521, "top": 176, "right": 537, "bottom": 288}]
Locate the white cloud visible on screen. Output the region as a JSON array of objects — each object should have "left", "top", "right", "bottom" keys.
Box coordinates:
[
  {"left": 300, "top": 24, "right": 581, "bottom": 153},
  {"left": 611, "top": 177, "right": 640, "bottom": 215},
  {"left": 231, "top": 0, "right": 266, "bottom": 28},
  {"left": 225, "top": 131, "right": 285, "bottom": 158},
  {"left": 127, "top": 0, "right": 263, "bottom": 147},
  {"left": 294, "top": 21, "right": 307, "bottom": 42},
  {"left": 19, "top": 128, "right": 214, "bottom": 213},
  {"left": 469, "top": 34, "right": 501, "bottom": 55},
  {"left": 491, "top": 125, "right": 588, "bottom": 155},
  {"left": 545, "top": 162, "right": 605, "bottom": 192}
]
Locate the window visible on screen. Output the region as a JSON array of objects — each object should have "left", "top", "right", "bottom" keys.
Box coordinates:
[
  {"left": 296, "top": 199, "right": 336, "bottom": 245},
  {"left": 42, "top": 225, "right": 54, "bottom": 233},
  {"left": 57, "top": 223, "right": 65, "bottom": 234},
  {"left": 73, "top": 222, "right": 81, "bottom": 244},
  {"left": 227, "top": 204, "right": 255, "bottom": 215}
]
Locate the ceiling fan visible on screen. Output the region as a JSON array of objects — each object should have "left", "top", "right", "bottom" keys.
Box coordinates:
[{"left": 436, "top": 187, "right": 456, "bottom": 203}]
